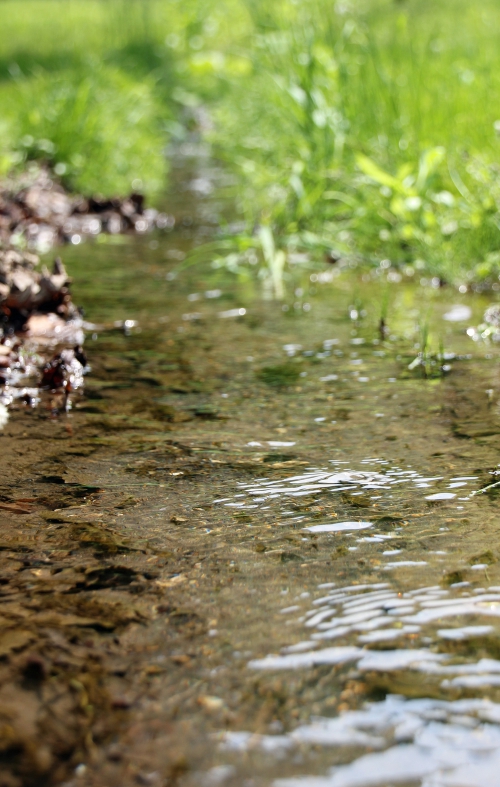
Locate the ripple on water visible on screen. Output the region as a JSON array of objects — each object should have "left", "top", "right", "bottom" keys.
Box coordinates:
[
  {"left": 303, "top": 522, "right": 374, "bottom": 533},
  {"left": 213, "top": 580, "right": 500, "bottom": 785},
  {"left": 214, "top": 461, "right": 479, "bottom": 515},
  {"left": 211, "top": 464, "right": 490, "bottom": 783},
  {"left": 219, "top": 694, "right": 500, "bottom": 786},
  {"left": 249, "top": 582, "right": 500, "bottom": 655}
]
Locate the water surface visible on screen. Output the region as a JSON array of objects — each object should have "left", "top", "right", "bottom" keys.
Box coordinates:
[{"left": 20, "top": 152, "right": 500, "bottom": 785}]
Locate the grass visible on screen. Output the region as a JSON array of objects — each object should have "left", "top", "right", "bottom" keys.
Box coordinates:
[
  {"left": 1, "top": 0, "right": 500, "bottom": 284},
  {"left": 0, "top": 0, "right": 249, "bottom": 198},
  {"left": 208, "top": 0, "right": 500, "bottom": 286},
  {"left": 3, "top": 63, "right": 168, "bottom": 196}
]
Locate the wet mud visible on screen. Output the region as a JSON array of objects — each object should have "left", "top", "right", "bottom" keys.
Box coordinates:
[{"left": 1, "top": 154, "right": 500, "bottom": 787}]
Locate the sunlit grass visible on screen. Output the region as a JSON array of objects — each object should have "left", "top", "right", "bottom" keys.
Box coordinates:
[
  {"left": 0, "top": 0, "right": 250, "bottom": 197},
  {"left": 1, "top": 64, "right": 168, "bottom": 196},
  {"left": 207, "top": 0, "right": 500, "bottom": 284},
  {"left": 1, "top": 0, "right": 500, "bottom": 282}
]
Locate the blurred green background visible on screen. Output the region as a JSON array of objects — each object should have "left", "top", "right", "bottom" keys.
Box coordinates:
[{"left": 2, "top": 0, "right": 500, "bottom": 283}]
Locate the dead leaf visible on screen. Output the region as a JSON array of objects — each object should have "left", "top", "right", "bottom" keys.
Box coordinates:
[
  {"left": 32, "top": 611, "right": 115, "bottom": 630},
  {"left": 0, "top": 503, "right": 33, "bottom": 515},
  {"left": 171, "top": 655, "right": 190, "bottom": 665},
  {"left": 197, "top": 695, "right": 224, "bottom": 711},
  {"left": 0, "top": 629, "right": 35, "bottom": 657},
  {"left": 155, "top": 575, "right": 186, "bottom": 588}
]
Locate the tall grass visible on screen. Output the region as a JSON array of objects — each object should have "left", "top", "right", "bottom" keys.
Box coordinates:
[
  {"left": 208, "top": 0, "right": 500, "bottom": 284},
  {"left": 0, "top": 0, "right": 250, "bottom": 197},
  {"left": 1, "top": 0, "right": 500, "bottom": 283}
]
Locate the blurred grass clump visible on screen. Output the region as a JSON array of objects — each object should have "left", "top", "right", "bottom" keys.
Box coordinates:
[
  {"left": 0, "top": 0, "right": 244, "bottom": 199},
  {"left": 1, "top": 0, "right": 500, "bottom": 281},
  {"left": 4, "top": 64, "right": 167, "bottom": 196},
  {"left": 208, "top": 0, "right": 500, "bottom": 284}
]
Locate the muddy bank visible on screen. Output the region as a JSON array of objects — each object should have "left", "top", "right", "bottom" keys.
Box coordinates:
[{"left": 0, "top": 166, "right": 173, "bottom": 251}]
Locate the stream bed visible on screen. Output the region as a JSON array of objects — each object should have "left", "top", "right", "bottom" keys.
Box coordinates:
[{"left": 1, "top": 154, "right": 500, "bottom": 787}]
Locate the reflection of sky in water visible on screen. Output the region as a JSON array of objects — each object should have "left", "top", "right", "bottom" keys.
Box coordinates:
[
  {"left": 250, "top": 582, "right": 500, "bottom": 659},
  {"left": 216, "top": 579, "right": 500, "bottom": 786},
  {"left": 209, "top": 464, "right": 500, "bottom": 784},
  {"left": 213, "top": 461, "right": 478, "bottom": 515},
  {"left": 218, "top": 694, "right": 500, "bottom": 787}
]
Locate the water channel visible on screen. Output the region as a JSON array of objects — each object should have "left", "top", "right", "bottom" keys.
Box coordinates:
[{"left": 3, "top": 147, "right": 500, "bottom": 786}]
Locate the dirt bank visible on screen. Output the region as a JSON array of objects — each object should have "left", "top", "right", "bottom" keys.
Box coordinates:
[{"left": 0, "top": 166, "right": 173, "bottom": 252}]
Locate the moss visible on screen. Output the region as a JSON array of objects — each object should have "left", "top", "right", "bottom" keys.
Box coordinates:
[{"left": 256, "top": 362, "right": 301, "bottom": 388}]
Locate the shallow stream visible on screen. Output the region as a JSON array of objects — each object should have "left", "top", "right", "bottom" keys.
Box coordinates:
[{"left": 5, "top": 150, "right": 500, "bottom": 786}]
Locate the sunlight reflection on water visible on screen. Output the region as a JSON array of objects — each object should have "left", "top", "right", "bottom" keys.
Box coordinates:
[{"left": 217, "top": 578, "right": 500, "bottom": 786}]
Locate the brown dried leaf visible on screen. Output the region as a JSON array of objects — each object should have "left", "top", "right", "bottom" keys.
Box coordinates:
[{"left": 0, "top": 629, "right": 35, "bottom": 657}]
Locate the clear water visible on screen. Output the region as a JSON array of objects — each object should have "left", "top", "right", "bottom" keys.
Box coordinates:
[{"left": 35, "top": 146, "right": 500, "bottom": 785}]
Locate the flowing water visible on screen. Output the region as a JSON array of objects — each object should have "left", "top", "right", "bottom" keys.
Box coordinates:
[{"left": 9, "top": 148, "right": 500, "bottom": 786}]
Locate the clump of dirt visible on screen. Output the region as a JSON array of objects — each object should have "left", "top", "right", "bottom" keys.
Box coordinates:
[
  {"left": 0, "top": 165, "right": 173, "bottom": 251},
  {"left": 0, "top": 248, "right": 88, "bottom": 416},
  {"left": 0, "top": 249, "right": 75, "bottom": 322},
  {"left": 0, "top": 160, "right": 177, "bottom": 416}
]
